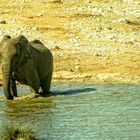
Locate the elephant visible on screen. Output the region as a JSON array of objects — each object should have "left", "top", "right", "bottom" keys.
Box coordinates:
[{"left": 0, "top": 35, "right": 53, "bottom": 100}]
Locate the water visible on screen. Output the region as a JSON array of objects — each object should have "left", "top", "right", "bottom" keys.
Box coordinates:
[{"left": 0, "top": 83, "right": 140, "bottom": 140}]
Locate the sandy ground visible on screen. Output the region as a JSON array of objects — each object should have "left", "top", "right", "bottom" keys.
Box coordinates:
[{"left": 0, "top": 0, "right": 140, "bottom": 85}]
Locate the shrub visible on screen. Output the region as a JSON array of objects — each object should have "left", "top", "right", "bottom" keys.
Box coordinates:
[{"left": 0, "top": 123, "right": 38, "bottom": 140}]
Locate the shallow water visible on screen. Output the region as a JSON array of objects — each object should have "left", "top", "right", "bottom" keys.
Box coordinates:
[{"left": 0, "top": 83, "right": 140, "bottom": 140}]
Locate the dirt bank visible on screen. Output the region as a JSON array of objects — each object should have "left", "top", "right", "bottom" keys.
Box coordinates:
[{"left": 0, "top": 0, "right": 140, "bottom": 85}]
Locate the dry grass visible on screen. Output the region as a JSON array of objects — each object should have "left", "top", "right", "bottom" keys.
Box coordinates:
[{"left": 0, "top": 0, "right": 140, "bottom": 84}]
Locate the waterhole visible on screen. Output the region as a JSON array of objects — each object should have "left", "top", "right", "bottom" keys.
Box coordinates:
[{"left": 0, "top": 83, "right": 140, "bottom": 140}]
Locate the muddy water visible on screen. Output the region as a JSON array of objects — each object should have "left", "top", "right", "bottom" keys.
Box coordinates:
[{"left": 0, "top": 83, "right": 140, "bottom": 140}]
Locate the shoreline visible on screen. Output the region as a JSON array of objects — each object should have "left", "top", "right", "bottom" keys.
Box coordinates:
[{"left": 0, "top": 72, "right": 139, "bottom": 86}]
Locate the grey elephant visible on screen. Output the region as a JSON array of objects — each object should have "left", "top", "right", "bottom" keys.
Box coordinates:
[{"left": 0, "top": 35, "right": 53, "bottom": 100}]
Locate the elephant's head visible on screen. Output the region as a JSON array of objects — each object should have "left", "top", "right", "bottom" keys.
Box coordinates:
[
  {"left": 15, "top": 35, "right": 33, "bottom": 67},
  {"left": 0, "top": 35, "right": 33, "bottom": 99},
  {"left": 0, "top": 35, "right": 11, "bottom": 60}
]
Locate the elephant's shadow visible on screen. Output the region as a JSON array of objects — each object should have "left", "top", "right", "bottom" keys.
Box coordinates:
[
  {"left": 0, "top": 85, "right": 97, "bottom": 100},
  {"left": 15, "top": 87, "right": 97, "bottom": 100},
  {"left": 40, "top": 87, "right": 97, "bottom": 97}
]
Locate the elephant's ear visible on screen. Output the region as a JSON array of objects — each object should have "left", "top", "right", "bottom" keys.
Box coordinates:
[
  {"left": 17, "top": 35, "right": 28, "bottom": 45},
  {"left": 16, "top": 35, "right": 33, "bottom": 58}
]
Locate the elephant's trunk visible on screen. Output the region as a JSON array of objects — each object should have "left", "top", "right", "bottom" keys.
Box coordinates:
[{"left": 2, "top": 63, "right": 13, "bottom": 100}]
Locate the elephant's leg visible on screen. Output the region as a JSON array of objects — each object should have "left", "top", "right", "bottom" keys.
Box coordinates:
[
  {"left": 3, "top": 82, "right": 13, "bottom": 100},
  {"left": 26, "top": 70, "right": 40, "bottom": 96},
  {"left": 29, "top": 81, "right": 40, "bottom": 94},
  {"left": 10, "top": 79, "right": 18, "bottom": 97},
  {"left": 41, "top": 70, "right": 53, "bottom": 94}
]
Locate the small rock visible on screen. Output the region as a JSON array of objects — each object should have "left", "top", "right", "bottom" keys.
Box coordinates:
[
  {"left": 74, "top": 60, "right": 80, "bottom": 70},
  {"left": 54, "top": 45, "right": 61, "bottom": 50},
  {"left": 74, "top": 65, "right": 80, "bottom": 70},
  {"left": 91, "top": 8, "right": 103, "bottom": 14},
  {"left": 107, "top": 27, "right": 112, "bottom": 30},
  {"left": 125, "top": 19, "right": 132, "bottom": 24},
  {"left": 37, "top": 13, "right": 43, "bottom": 17},
  {"left": 11, "top": 19, "right": 17, "bottom": 23},
  {"left": 69, "top": 38, "right": 77, "bottom": 43},
  {"left": 91, "top": 8, "right": 98, "bottom": 13},
  {"left": 28, "top": 16, "right": 34, "bottom": 18},
  {"left": 0, "top": 20, "right": 6, "bottom": 24},
  {"left": 117, "top": 18, "right": 126, "bottom": 23},
  {"left": 107, "top": 6, "right": 113, "bottom": 11},
  {"left": 69, "top": 68, "right": 74, "bottom": 72},
  {"left": 32, "top": 27, "right": 38, "bottom": 30}
]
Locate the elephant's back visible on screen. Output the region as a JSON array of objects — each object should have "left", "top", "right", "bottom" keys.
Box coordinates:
[
  {"left": 30, "top": 42, "right": 53, "bottom": 75},
  {"left": 30, "top": 42, "right": 52, "bottom": 56}
]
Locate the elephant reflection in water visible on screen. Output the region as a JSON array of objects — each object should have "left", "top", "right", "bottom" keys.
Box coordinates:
[
  {"left": 0, "top": 35, "right": 53, "bottom": 100},
  {"left": 2, "top": 96, "right": 55, "bottom": 140}
]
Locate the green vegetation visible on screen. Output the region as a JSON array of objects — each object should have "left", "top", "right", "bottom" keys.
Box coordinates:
[{"left": 0, "top": 123, "right": 38, "bottom": 140}]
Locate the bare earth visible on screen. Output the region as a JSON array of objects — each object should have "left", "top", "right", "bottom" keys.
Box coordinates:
[{"left": 0, "top": 0, "right": 140, "bottom": 85}]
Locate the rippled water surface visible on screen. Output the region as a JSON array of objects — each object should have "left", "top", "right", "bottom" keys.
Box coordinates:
[{"left": 0, "top": 83, "right": 140, "bottom": 140}]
